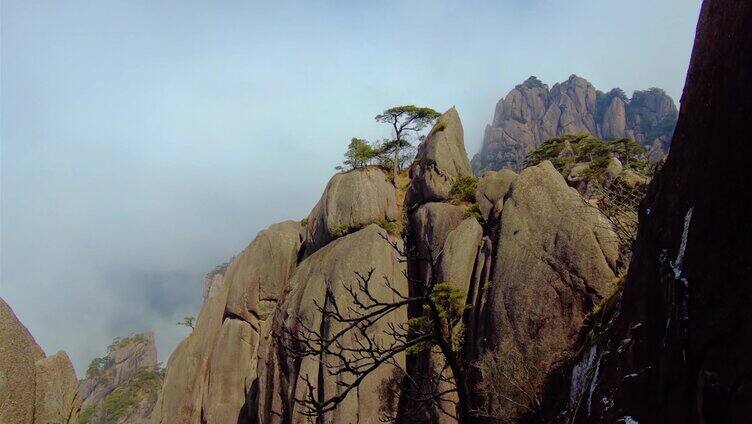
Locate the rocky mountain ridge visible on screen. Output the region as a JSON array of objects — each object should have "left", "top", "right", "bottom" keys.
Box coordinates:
[
  {"left": 148, "top": 106, "right": 623, "bottom": 423},
  {"left": 471, "top": 75, "right": 678, "bottom": 173}
]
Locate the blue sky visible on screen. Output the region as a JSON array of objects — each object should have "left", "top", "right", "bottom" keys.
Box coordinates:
[{"left": 1, "top": 0, "right": 702, "bottom": 374}]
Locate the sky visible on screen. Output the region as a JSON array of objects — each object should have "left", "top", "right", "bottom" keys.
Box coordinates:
[{"left": 1, "top": 0, "right": 702, "bottom": 374}]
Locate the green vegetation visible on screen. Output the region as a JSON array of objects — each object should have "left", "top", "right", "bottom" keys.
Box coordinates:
[
  {"left": 331, "top": 222, "right": 350, "bottom": 237},
  {"left": 449, "top": 175, "right": 478, "bottom": 203},
  {"left": 464, "top": 203, "right": 483, "bottom": 223},
  {"left": 336, "top": 137, "right": 379, "bottom": 171},
  {"left": 78, "top": 404, "right": 96, "bottom": 424},
  {"left": 177, "top": 316, "right": 195, "bottom": 330},
  {"left": 107, "top": 333, "right": 147, "bottom": 354},
  {"left": 86, "top": 356, "right": 113, "bottom": 379},
  {"left": 524, "top": 133, "right": 649, "bottom": 179},
  {"left": 300, "top": 217, "right": 309, "bottom": 227},
  {"left": 374, "top": 218, "right": 397, "bottom": 235},
  {"left": 103, "top": 367, "right": 163, "bottom": 424}
]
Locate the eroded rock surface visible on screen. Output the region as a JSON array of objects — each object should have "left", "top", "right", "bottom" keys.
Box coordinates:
[
  {"left": 471, "top": 75, "right": 678, "bottom": 173},
  {"left": 0, "top": 297, "right": 80, "bottom": 424},
  {"left": 475, "top": 160, "right": 619, "bottom": 420},
  {"left": 405, "top": 107, "right": 472, "bottom": 208},
  {"left": 305, "top": 167, "right": 398, "bottom": 254}
]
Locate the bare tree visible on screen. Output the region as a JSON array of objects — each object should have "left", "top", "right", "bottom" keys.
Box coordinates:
[{"left": 276, "top": 235, "right": 471, "bottom": 422}]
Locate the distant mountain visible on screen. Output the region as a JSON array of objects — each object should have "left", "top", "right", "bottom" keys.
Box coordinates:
[
  {"left": 471, "top": 75, "right": 678, "bottom": 173},
  {"left": 78, "top": 332, "right": 161, "bottom": 424}
]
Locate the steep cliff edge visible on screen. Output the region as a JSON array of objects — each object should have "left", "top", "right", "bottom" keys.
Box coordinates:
[
  {"left": 0, "top": 297, "right": 81, "bottom": 424},
  {"left": 471, "top": 75, "right": 678, "bottom": 173},
  {"left": 537, "top": 1, "right": 752, "bottom": 422}
]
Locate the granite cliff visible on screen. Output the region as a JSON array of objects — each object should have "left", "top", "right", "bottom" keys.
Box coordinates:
[{"left": 471, "top": 75, "right": 678, "bottom": 173}]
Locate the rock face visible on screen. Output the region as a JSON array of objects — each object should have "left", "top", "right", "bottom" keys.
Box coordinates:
[
  {"left": 266, "top": 225, "right": 408, "bottom": 423},
  {"left": 475, "top": 169, "right": 517, "bottom": 221},
  {"left": 152, "top": 107, "right": 647, "bottom": 424},
  {"left": 34, "top": 351, "right": 81, "bottom": 424},
  {"left": 79, "top": 332, "right": 160, "bottom": 424},
  {"left": 471, "top": 161, "right": 619, "bottom": 421},
  {"left": 542, "top": 1, "right": 752, "bottom": 422},
  {"left": 405, "top": 107, "right": 473, "bottom": 208},
  {"left": 0, "top": 297, "right": 80, "bottom": 424},
  {"left": 305, "top": 166, "right": 398, "bottom": 254},
  {"left": 225, "top": 220, "right": 304, "bottom": 324},
  {"left": 152, "top": 221, "right": 304, "bottom": 424},
  {"left": 471, "top": 75, "right": 678, "bottom": 173}
]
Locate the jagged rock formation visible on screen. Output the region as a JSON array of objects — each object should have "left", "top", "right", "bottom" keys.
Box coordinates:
[
  {"left": 471, "top": 75, "right": 678, "bottom": 173},
  {"left": 0, "top": 297, "right": 81, "bottom": 424},
  {"left": 148, "top": 105, "right": 626, "bottom": 423},
  {"left": 78, "top": 332, "right": 160, "bottom": 424},
  {"left": 405, "top": 107, "right": 473, "bottom": 209},
  {"left": 471, "top": 161, "right": 619, "bottom": 421},
  {"left": 536, "top": 1, "right": 752, "bottom": 421}
]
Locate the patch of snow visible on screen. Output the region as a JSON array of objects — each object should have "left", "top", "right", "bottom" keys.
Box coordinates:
[
  {"left": 619, "top": 416, "right": 639, "bottom": 424},
  {"left": 587, "top": 354, "right": 603, "bottom": 415},
  {"left": 623, "top": 373, "right": 638, "bottom": 379},
  {"left": 569, "top": 344, "right": 598, "bottom": 408},
  {"left": 672, "top": 207, "right": 693, "bottom": 278}
]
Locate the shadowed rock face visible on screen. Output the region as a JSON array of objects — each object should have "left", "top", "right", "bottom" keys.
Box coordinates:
[
  {"left": 261, "top": 225, "right": 408, "bottom": 424},
  {"left": 0, "top": 297, "right": 80, "bottom": 424},
  {"left": 471, "top": 75, "right": 678, "bottom": 173},
  {"left": 546, "top": 1, "right": 752, "bottom": 422}
]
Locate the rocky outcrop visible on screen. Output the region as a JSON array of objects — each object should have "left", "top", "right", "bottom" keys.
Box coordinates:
[
  {"left": 475, "top": 169, "right": 516, "bottom": 221},
  {"left": 152, "top": 221, "right": 304, "bottom": 424},
  {"left": 542, "top": 1, "right": 752, "bottom": 422},
  {"left": 472, "top": 161, "right": 619, "bottom": 421},
  {"left": 225, "top": 220, "right": 303, "bottom": 324},
  {"left": 79, "top": 332, "right": 159, "bottom": 424},
  {"left": 471, "top": 75, "right": 678, "bottom": 173},
  {"left": 260, "top": 224, "right": 408, "bottom": 423},
  {"left": 305, "top": 166, "right": 398, "bottom": 254},
  {"left": 202, "top": 261, "right": 230, "bottom": 300},
  {"left": 34, "top": 351, "right": 81, "bottom": 424},
  {"left": 405, "top": 107, "right": 473, "bottom": 209},
  {"left": 152, "top": 278, "right": 230, "bottom": 424},
  {"left": 0, "top": 297, "right": 80, "bottom": 424}
]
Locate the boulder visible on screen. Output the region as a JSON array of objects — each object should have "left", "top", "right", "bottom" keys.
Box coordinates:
[
  {"left": 477, "top": 160, "right": 619, "bottom": 420},
  {"left": 0, "top": 297, "right": 46, "bottom": 424},
  {"left": 34, "top": 351, "right": 81, "bottom": 424},
  {"left": 306, "top": 167, "right": 398, "bottom": 253},
  {"left": 405, "top": 108, "right": 472, "bottom": 208},
  {"left": 225, "top": 220, "right": 303, "bottom": 324},
  {"left": 269, "top": 225, "right": 408, "bottom": 423},
  {"left": 475, "top": 169, "right": 517, "bottom": 221},
  {"left": 602, "top": 156, "right": 624, "bottom": 186},
  {"left": 436, "top": 217, "right": 483, "bottom": 300}
]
